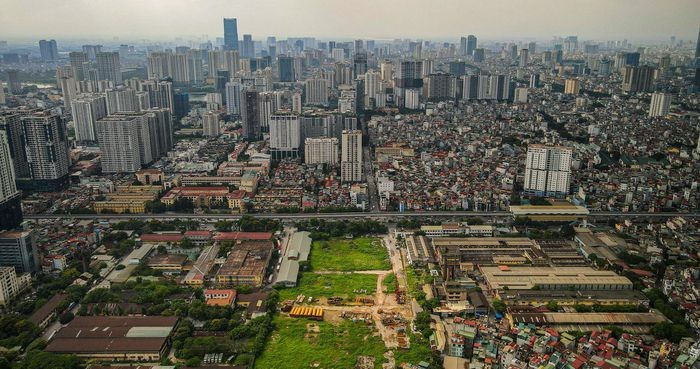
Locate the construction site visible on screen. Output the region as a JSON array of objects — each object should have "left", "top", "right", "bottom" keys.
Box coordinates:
[{"left": 279, "top": 263, "right": 415, "bottom": 350}]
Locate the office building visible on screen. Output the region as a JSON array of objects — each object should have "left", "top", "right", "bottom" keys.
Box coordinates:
[
  {"left": 0, "top": 266, "right": 30, "bottom": 306},
  {"left": 39, "top": 39, "right": 58, "bottom": 61},
  {"left": 304, "top": 78, "right": 329, "bottom": 106},
  {"left": 523, "top": 144, "right": 572, "bottom": 198},
  {"left": 96, "top": 52, "right": 121, "bottom": 85},
  {"left": 648, "top": 92, "right": 671, "bottom": 117},
  {"left": 20, "top": 112, "right": 70, "bottom": 191},
  {"left": 0, "top": 83, "right": 4, "bottom": 105},
  {"left": 242, "top": 34, "right": 254, "bottom": 58},
  {"left": 202, "top": 112, "right": 220, "bottom": 137},
  {"left": 305, "top": 137, "right": 339, "bottom": 165},
  {"left": 269, "top": 114, "right": 301, "bottom": 160},
  {"left": 0, "top": 231, "right": 39, "bottom": 273},
  {"left": 223, "top": 18, "right": 239, "bottom": 50},
  {"left": 278, "top": 56, "right": 295, "bottom": 82},
  {"left": 241, "top": 90, "right": 260, "bottom": 140},
  {"left": 0, "top": 131, "right": 21, "bottom": 231},
  {"left": 71, "top": 94, "right": 107, "bottom": 142},
  {"left": 341, "top": 130, "right": 362, "bottom": 183},
  {"left": 96, "top": 114, "right": 152, "bottom": 173},
  {"left": 353, "top": 52, "right": 368, "bottom": 78},
  {"left": 473, "top": 48, "right": 485, "bottom": 63},
  {"left": 466, "top": 35, "right": 477, "bottom": 56},
  {"left": 564, "top": 79, "right": 581, "bottom": 95},
  {"left": 529, "top": 73, "right": 540, "bottom": 88}
]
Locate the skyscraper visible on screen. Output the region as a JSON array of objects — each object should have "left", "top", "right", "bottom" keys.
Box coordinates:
[
  {"left": 304, "top": 78, "right": 329, "bottom": 106},
  {"left": 242, "top": 34, "right": 254, "bottom": 58},
  {"left": 353, "top": 52, "right": 368, "bottom": 78},
  {"left": 71, "top": 94, "right": 107, "bottom": 142},
  {"left": 225, "top": 81, "right": 242, "bottom": 116},
  {"left": 473, "top": 48, "right": 485, "bottom": 63},
  {"left": 0, "top": 112, "right": 30, "bottom": 179},
  {"left": 39, "top": 39, "right": 58, "bottom": 61},
  {"left": 466, "top": 35, "right": 477, "bottom": 56},
  {"left": 622, "top": 65, "right": 655, "bottom": 93},
  {"left": 564, "top": 79, "right": 581, "bottom": 95},
  {"left": 695, "top": 27, "right": 700, "bottom": 88},
  {"left": 96, "top": 52, "right": 122, "bottom": 85},
  {"left": 305, "top": 137, "right": 339, "bottom": 165},
  {"left": 96, "top": 114, "right": 152, "bottom": 173},
  {"left": 0, "top": 231, "right": 39, "bottom": 273},
  {"left": 0, "top": 130, "right": 21, "bottom": 231},
  {"left": 223, "top": 18, "right": 239, "bottom": 50},
  {"left": 269, "top": 113, "right": 301, "bottom": 160},
  {"left": 278, "top": 56, "right": 295, "bottom": 82},
  {"left": 106, "top": 88, "right": 139, "bottom": 114},
  {"left": 241, "top": 90, "right": 260, "bottom": 140},
  {"left": 459, "top": 37, "right": 467, "bottom": 56},
  {"left": 6, "top": 70, "right": 20, "bottom": 94},
  {"left": 341, "top": 130, "right": 362, "bottom": 183},
  {"left": 69, "top": 51, "right": 89, "bottom": 81},
  {"left": 424, "top": 73, "right": 457, "bottom": 101},
  {"left": 519, "top": 49, "right": 529, "bottom": 67},
  {"left": 524, "top": 144, "right": 572, "bottom": 198},
  {"left": 202, "top": 112, "right": 220, "bottom": 137},
  {"left": 649, "top": 92, "right": 671, "bottom": 117},
  {"left": 19, "top": 112, "right": 70, "bottom": 191}
]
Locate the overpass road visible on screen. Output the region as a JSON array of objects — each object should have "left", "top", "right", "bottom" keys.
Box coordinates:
[{"left": 23, "top": 211, "right": 700, "bottom": 221}]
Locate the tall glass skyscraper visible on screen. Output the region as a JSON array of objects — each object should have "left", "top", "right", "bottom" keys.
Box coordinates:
[{"left": 224, "top": 18, "right": 239, "bottom": 50}]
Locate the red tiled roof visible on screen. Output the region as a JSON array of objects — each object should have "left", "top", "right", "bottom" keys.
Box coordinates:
[
  {"left": 213, "top": 232, "right": 272, "bottom": 241},
  {"left": 184, "top": 230, "right": 212, "bottom": 237},
  {"left": 140, "top": 234, "right": 184, "bottom": 242}
]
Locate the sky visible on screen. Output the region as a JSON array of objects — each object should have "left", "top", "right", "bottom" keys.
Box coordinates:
[{"left": 0, "top": 0, "right": 698, "bottom": 43}]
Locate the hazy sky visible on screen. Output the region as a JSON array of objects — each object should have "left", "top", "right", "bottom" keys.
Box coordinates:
[{"left": 0, "top": 0, "right": 698, "bottom": 42}]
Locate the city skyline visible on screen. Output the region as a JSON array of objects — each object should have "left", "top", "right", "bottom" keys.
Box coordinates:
[{"left": 0, "top": 0, "right": 698, "bottom": 42}]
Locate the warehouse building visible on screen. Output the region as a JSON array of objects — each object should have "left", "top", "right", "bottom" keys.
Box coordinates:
[
  {"left": 45, "top": 316, "right": 179, "bottom": 361},
  {"left": 480, "top": 266, "right": 633, "bottom": 293}
]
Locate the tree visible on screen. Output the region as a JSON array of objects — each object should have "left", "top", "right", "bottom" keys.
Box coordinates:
[
  {"left": 215, "top": 220, "right": 234, "bottom": 232},
  {"left": 58, "top": 312, "right": 74, "bottom": 325},
  {"left": 16, "top": 351, "right": 82, "bottom": 369}
]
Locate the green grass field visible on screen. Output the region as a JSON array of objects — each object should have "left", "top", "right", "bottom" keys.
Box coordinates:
[
  {"left": 255, "top": 316, "right": 387, "bottom": 369},
  {"left": 278, "top": 272, "right": 377, "bottom": 301},
  {"left": 310, "top": 237, "right": 391, "bottom": 272}
]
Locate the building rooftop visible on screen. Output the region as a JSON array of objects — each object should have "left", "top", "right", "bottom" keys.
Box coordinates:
[{"left": 45, "top": 316, "right": 178, "bottom": 355}]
